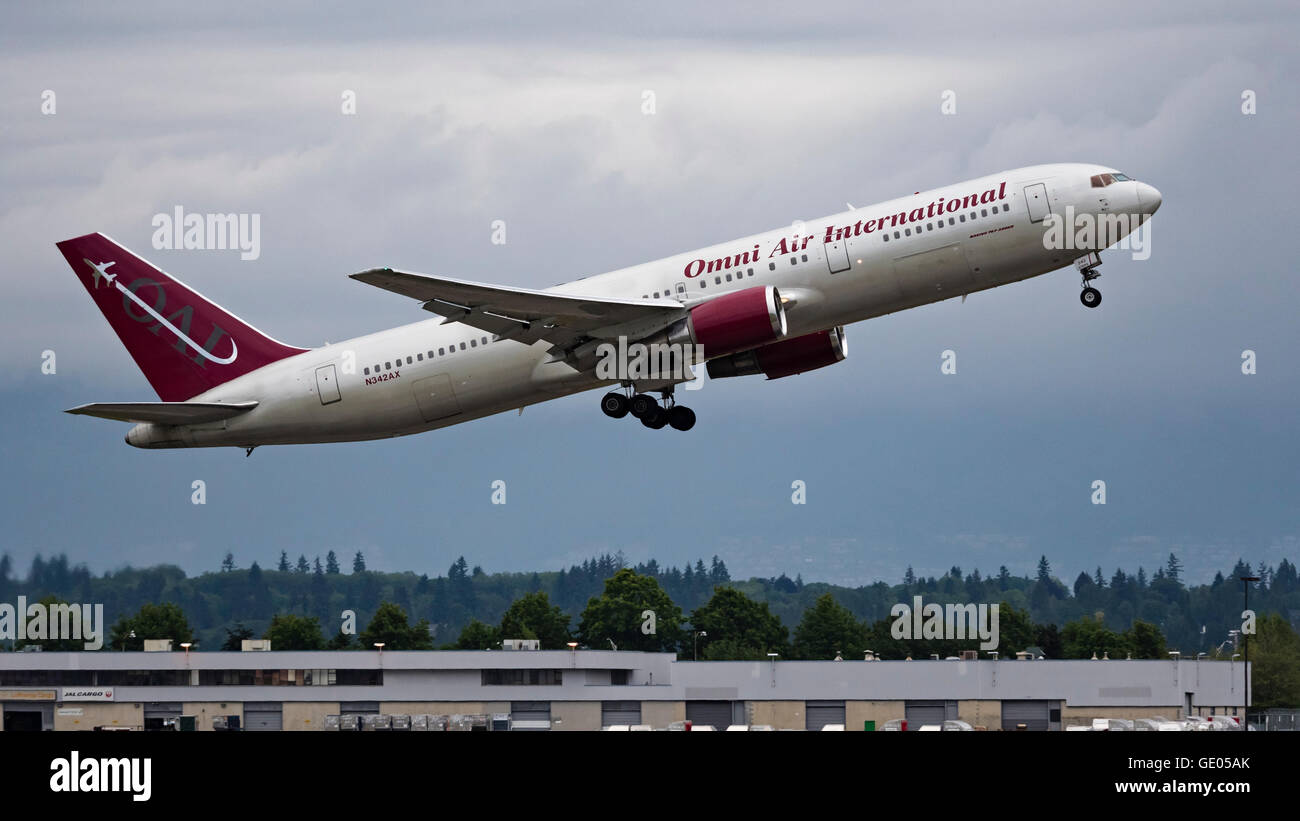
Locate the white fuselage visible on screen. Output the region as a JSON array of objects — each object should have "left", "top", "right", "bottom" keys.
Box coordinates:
[{"left": 127, "top": 163, "right": 1155, "bottom": 448}]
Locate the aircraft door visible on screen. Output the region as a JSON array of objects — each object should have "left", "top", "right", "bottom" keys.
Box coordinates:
[
  {"left": 1023, "top": 183, "right": 1051, "bottom": 223},
  {"left": 412, "top": 373, "right": 462, "bottom": 422},
  {"left": 315, "top": 364, "right": 341, "bottom": 405},
  {"left": 824, "top": 236, "right": 851, "bottom": 274}
]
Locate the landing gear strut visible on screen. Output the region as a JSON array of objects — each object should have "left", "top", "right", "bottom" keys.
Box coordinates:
[
  {"left": 600, "top": 386, "right": 695, "bottom": 431},
  {"left": 1076, "top": 253, "right": 1102, "bottom": 309}
]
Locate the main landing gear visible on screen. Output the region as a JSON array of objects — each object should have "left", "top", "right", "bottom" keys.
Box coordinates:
[
  {"left": 600, "top": 387, "right": 695, "bottom": 431},
  {"left": 1076, "top": 252, "right": 1102, "bottom": 309}
]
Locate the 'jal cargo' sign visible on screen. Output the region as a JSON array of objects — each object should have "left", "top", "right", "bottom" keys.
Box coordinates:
[{"left": 61, "top": 688, "right": 114, "bottom": 702}]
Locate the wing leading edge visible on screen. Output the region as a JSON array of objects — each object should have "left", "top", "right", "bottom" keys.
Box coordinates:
[{"left": 350, "top": 268, "right": 687, "bottom": 353}]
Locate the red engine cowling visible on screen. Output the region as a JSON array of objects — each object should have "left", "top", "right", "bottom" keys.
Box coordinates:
[
  {"left": 686, "top": 285, "right": 787, "bottom": 359},
  {"left": 706, "top": 326, "right": 847, "bottom": 380}
]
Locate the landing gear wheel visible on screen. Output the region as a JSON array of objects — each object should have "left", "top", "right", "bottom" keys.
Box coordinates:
[
  {"left": 668, "top": 406, "right": 696, "bottom": 431},
  {"left": 641, "top": 407, "right": 669, "bottom": 429},
  {"left": 600, "top": 392, "right": 629, "bottom": 419},
  {"left": 1080, "top": 287, "right": 1101, "bottom": 308},
  {"left": 629, "top": 393, "right": 657, "bottom": 419}
]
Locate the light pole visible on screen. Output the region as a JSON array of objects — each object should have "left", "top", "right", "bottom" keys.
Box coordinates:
[
  {"left": 1240, "top": 575, "right": 1259, "bottom": 724},
  {"left": 767, "top": 652, "right": 778, "bottom": 688},
  {"left": 694, "top": 631, "right": 707, "bottom": 661}
]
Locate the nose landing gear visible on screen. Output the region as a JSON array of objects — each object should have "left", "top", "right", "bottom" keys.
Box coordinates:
[
  {"left": 600, "top": 387, "right": 695, "bottom": 431},
  {"left": 1075, "top": 253, "right": 1102, "bottom": 309}
]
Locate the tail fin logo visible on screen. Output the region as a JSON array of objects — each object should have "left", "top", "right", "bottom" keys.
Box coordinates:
[{"left": 82, "top": 258, "right": 239, "bottom": 366}]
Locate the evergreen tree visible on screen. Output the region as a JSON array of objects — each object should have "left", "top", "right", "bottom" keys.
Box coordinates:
[
  {"left": 296, "top": 555, "right": 310, "bottom": 574},
  {"left": 1166, "top": 553, "right": 1183, "bottom": 583},
  {"left": 326, "top": 551, "right": 340, "bottom": 574},
  {"left": 221, "top": 552, "right": 235, "bottom": 572},
  {"left": 353, "top": 551, "right": 366, "bottom": 573},
  {"left": 277, "top": 551, "right": 290, "bottom": 573},
  {"left": 1036, "top": 555, "right": 1052, "bottom": 583}
]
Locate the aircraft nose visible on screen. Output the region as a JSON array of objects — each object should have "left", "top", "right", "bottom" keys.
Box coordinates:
[{"left": 1136, "top": 182, "right": 1162, "bottom": 215}]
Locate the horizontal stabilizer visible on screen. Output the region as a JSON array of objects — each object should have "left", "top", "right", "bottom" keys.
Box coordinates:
[{"left": 65, "top": 401, "right": 258, "bottom": 425}]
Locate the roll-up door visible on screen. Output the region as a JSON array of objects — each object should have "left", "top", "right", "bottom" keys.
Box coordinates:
[
  {"left": 510, "top": 701, "right": 551, "bottom": 731},
  {"left": 244, "top": 701, "right": 283, "bottom": 731},
  {"left": 1001, "top": 700, "right": 1050, "bottom": 731},
  {"left": 685, "top": 701, "right": 732, "bottom": 730},
  {"left": 601, "top": 701, "right": 642, "bottom": 728},
  {"left": 805, "top": 700, "right": 846, "bottom": 730},
  {"left": 143, "top": 702, "right": 182, "bottom": 731},
  {"left": 905, "top": 700, "right": 954, "bottom": 728}
]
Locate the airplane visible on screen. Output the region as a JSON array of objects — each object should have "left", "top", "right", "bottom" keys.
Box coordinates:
[{"left": 56, "top": 162, "right": 1160, "bottom": 452}]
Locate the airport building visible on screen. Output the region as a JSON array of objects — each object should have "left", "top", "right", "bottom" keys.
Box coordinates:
[{"left": 0, "top": 648, "right": 1248, "bottom": 731}]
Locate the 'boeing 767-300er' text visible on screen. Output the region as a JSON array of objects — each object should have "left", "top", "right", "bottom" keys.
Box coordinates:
[{"left": 58, "top": 163, "right": 1160, "bottom": 453}]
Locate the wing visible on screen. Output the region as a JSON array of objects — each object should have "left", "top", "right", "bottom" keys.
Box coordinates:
[
  {"left": 350, "top": 267, "right": 688, "bottom": 356},
  {"left": 66, "top": 401, "right": 258, "bottom": 425}
]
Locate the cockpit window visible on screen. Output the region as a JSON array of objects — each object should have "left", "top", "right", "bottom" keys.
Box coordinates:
[{"left": 1090, "top": 172, "right": 1133, "bottom": 187}]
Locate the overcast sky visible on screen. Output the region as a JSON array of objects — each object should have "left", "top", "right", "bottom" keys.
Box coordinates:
[{"left": 1, "top": 2, "right": 1296, "bottom": 588}]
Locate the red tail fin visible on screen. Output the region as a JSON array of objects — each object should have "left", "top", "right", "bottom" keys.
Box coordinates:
[{"left": 57, "top": 233, "right": 308, "bottom": 401}]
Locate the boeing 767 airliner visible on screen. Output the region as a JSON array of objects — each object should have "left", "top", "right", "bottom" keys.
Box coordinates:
[{"left": 57, "top": 163, "right": 1160, "bottom": 452}]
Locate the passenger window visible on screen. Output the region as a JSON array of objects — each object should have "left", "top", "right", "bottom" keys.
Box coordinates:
[
  {"left": 416, "top": 354, "right": 423, "bottom": 362},
  {"left": 725, "top": 273, "right": 732, "bottom": 282},
  {"left": 905, "top": 228, "right": 911, "bottom": 236},
  {"left": 459, "top": 342, "right": 466, "bottom": 351},
  {"left": 894, "top": 231, "right": 900, "bottom": 239},
  {"left": 364, "top": 367, "right": 370, "bottom": 375},
  {"left": 470, "top": 339, "right": 476, "bottom": 348},
  {"left": 790, "top": 257, "right": 796, "bottom": 265},
  {"left": 747, "top": 268, "right": 753, "bottom": 276},
  {"left": 700, "top": 281, "right": 706, "bottom": 288},
  {"left": 882, "top": 235, "right": 889, "bottom": 242},
  {"left": 653, "top": 291, "right": 659, "bottom": 298},
  {"left": 801, "top": 254, "right": 807, "bottom": 262},
  {"left": 438, "top": 348, "right": 445, "bottom": 356},
  {"left": 981, "top": 209, "right": 987, "bottom": 217},
  {"left": 959, "top": 214, "right": 966, "bottom": 222},
  {"left": 768, "top": 262, "right": 775, "bottom": 271},
  {"left": 427, "top": 351, "right": 434, "bottom": 358},
  {"left": 715, "top": 276, "right": 721, "bottom": 284},
  {"left": 948, "top": 217, "right": 955, "bottom": 225},
  {"left": 385, "top": 362, "right": 391, "bottom": 370},
  {"left": 1002, "top": 203, "right": 1009, "bottom": 212},
  {"left": 481, "top": 337, "right": 488, "bottom": 345},
  {"left": 406, "top": 356, "right": 412, "bottom": 364}
]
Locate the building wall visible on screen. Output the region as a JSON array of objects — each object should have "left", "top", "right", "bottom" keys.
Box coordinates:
[
  {"left": 551, "top": 701, "right": 600, "bottom": 731},
  {"left": 957, "top": 699, "right": 1000, "bottom": 730},
  {"left": 641, "top": 700, "right": 684, "bottom": 729},
  {"left": 379, "top": 701, "right": 509, "bottom": 716},
  {"left": 845, "top": 700, "right": 905, "bottom": 731},
  {"left": 1060, "top": 704, "right": 1183, "bottom": 727},
  {"left": 282, "top": 702, "right": 339, "bottom": 731},
  {"left": 747, "top": 701, "right": 805, "bottom": 730},
  {"left": 53, "top": 703, "right": 142, "bottom": 731}
]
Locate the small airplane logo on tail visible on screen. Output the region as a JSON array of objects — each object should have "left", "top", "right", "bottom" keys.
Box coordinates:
[{"left": 86, "top": 259, "right": 117, "bottom": 288}]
